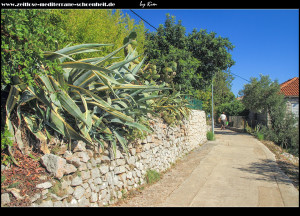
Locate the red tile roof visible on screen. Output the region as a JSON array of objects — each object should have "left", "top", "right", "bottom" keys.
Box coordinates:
[{"left": 280, "top": 77, "right": 299, "bottom": 97}]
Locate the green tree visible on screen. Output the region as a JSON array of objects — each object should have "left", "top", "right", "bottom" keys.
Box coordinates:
[
  {"left": 239, "top": 74, "right": 298, "bottom": 154},
  {"left": 216, "top": 99, "right": 248, "bottom": 117},
  {"left": 145, "top": 14, "right": 199, "bottom": 94},
  {"left": 187, "top": 29, "right": 235, "bottom": 90},
  {"left": 239, "top": 74, "right": 284, "bottom": 114},
  {"left": 145, "top": 14, "right": 235, "bottom": 98},
  {"left": 213, "top": 71, "right": 235, "bottom": 109}
]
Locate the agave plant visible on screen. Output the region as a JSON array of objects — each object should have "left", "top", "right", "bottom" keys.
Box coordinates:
[
  {"left": 5, "top": 33, "right": 169, "bottom": 155},
  {"left": 122, "top": 34, "right": 190, "bottom": 122},
  {"left": 155, "top": 90, "right": 191, "bottom": 125}
]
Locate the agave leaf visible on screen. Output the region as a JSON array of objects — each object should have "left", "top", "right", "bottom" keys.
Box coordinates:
[
  {"left": 22, "top": 115, "right": 47, "bottom": 141},
  {"left": 27, "top": 85, "right": 54, "bottom": 110},
  {"left": 113, "top": 130, "right": 128, "bottom": 155},
  {"left": 73, "top": 70, "right": 97, "bottom": 87},
  {"left": 39, "top": 74, "right": 55, "bottom": 92},
  {"left": 61, "top": 62, "right": 120, "bottom": 85},
  {"left": 123, "top": 73, "right": 136, "bottom": 82},
  {"left": 16, "top": 90, "right": 36, "bottom": 127},
  {"left": 77, "top": 121, "right": 92, "bottom": 141},
  {"left": 110, "top": 138, "right": 117, "bottom": 157},
  {"left": 61, "top": 62, "right": 106, "bottom": 71},
  {"left": 49, "top": 109, "right": 93, "bottom": 146},
  {"left": 125, "top": 121, "right": 152, "bottom": 133},
  {"left": 128, "top": 89, "right": 144, "bottom": 98},
  {"left": 58, "top": 43, "right": 113, "bottom": 54},
  {"left": 48, "top": 76, "right": 89, "bottom": 126},
  {"left": 72, "top": 69, "right": 118, "bottom": 90},
  {"left": 56, "top": 72, "right": 66, "bottom": 90},
  {"left": 132, "top": 56, "right": 146, "bottom": 76},
  {"left": 45, "top": 49, "right": 100, "bottom": 62},
  {"left": 22, "top": 112, "right": 50, "bottom": 154},
  {"left": 94, "top": 41, "right": 131, "bottom": 66},
  {"left": 110, "top": 117, "right": 152, "bottom": 134},
  {"left": 44, "top": 43, "right": 113, "bottom": 61},
  {"left": 93, "top": 84, "right": 158, "bottom": 92},
  {"left": 112, "top": 100, "right": 128, "bottom": 109},
  {"left": 73, "top": 90, "right": 92, "bottom": 140},
  {"left": 43, "top": 51, "right": 76, "bottom": 62},
  {"left": 69, "top": 68, "right": 85, "bottom": 83},
  {"left": 88, "top": 101, "right": 134, "bottom": 123},
  {"left": 38, "top": 75, "right": 62, "bottom": 108},
  {"left": 5, "top": 86, "right": 21, "bottom": 136},
  {"left": 107, "top": 54, "right": 141, "bottom": 71},
  {"left": 68, "top": 84, "right": 133, "bottom": 122},
  {"left": 6, "top": 85, "right": 20, "bottom": 118},
  {"left": 91, "top": 115, "right": 112, "bottom": 134},
  {"left": 110, "top": 118, "right": 124, "bottom": 124},
  {"left": 91, "top": 70, "right": 119, "bottom": 99},
  {"left": 137, "top": 95, "right": 163, "bottom": 102},
  {"left": 79, "top": 56, "right": 120, "bottom": 64}
]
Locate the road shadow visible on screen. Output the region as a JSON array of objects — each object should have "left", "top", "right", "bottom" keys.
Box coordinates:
[
  {"left": 214, "top": 128, "right": 247, "bottom": 136},
  {"left": 236, "top": 159, "right": 296, "bottom": 186},
  {"left": 276, "top": 160, "right": 299, "bottom": 189}
]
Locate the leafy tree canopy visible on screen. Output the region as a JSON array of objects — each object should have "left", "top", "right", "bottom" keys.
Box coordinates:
[
  {"left": 213, "top": 71, "right": 235, "bottom": 108},
  {"left": 144, "top": 14, "right": 235, "bottom": 97},
  {"left": 239, "top": 74, "right": 284, "bottom": 113},
  {"left": 216, "top": 99, "right": 248, "bottom": 117}
]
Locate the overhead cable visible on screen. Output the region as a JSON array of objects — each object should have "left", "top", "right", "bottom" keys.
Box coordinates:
[{"left": 129, "top": 9, "right": 158, "bottom": 31}]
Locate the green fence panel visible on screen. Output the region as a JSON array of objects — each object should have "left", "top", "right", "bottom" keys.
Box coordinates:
[{"left": 185, "top": 96, "right": 203, "bottom": 110}]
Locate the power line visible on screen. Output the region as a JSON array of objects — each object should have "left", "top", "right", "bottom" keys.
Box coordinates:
[
  {"left": 129, "top": 9, "right": 158, "bottom": 31},
  {"left": 229, "top": 71, "right": 250, "bottom": 83}
]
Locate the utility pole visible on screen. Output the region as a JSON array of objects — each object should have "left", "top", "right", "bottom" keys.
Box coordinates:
[{"left": 211, "top": 79, "right": 214, "bottom": 135}]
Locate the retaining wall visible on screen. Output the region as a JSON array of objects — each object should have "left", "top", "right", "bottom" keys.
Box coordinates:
[{"left": 26, "top": 110, "right": 207, "bottom": 207}]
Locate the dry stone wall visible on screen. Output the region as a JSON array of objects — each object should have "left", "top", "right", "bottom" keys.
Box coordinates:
[{"left": 29, "top": 110, "right": 207, "bottom": 207}]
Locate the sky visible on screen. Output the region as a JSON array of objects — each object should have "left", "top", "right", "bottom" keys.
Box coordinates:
[{"left": 123, "top": 9, "right": 299, "bottom": 97}]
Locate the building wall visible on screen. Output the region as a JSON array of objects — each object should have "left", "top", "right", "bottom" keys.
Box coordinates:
[{"left": 286, "top": 97, "right": 299, "bottom": 118}]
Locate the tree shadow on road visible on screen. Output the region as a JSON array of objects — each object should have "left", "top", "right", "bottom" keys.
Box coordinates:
[
  {"left": 214, "top": 129, "right": 247, "bottom": 136},
  {"left": 276, "top": 159, "right": 299, "bottom": 190},
  {"left": 236, "top": 159, "right": 298, "bottom": 188}
]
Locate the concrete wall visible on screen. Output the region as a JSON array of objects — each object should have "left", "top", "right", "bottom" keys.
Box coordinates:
[{"left": 228, "top": 116, "right": 246, "bottom": 129}]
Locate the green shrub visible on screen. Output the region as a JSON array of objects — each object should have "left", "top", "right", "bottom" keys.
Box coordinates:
[
  {"left": 1, "top": 126, "right": 14, "bottom": 166},
  {"left": 256, "top": 131, "right": 264, "bottom": 141},
  {"left": 206, "top": 131, "right": 215, "bottom": 141},
  {"left": 245, "top": 122, "right": 253, "bottom": 134},
  {"left": 145, "top": 169, "right": 161, "bottom": 185},
  {"left": 288, "top": 127, "right": 299, "bottom": 155},
  {"left": 1, "top": 126, "right": 13, "bottom": 150},
  {"left": 1, "top": 9, "right": 67, "bottom": 88},
  {"left": 260, "top": 123, "right": 299, "bottom": 156}
]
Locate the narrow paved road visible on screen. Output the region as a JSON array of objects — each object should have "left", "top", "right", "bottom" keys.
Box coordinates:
[{"left": 115, "top": 128, "right": 299, "bottom": 207}]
